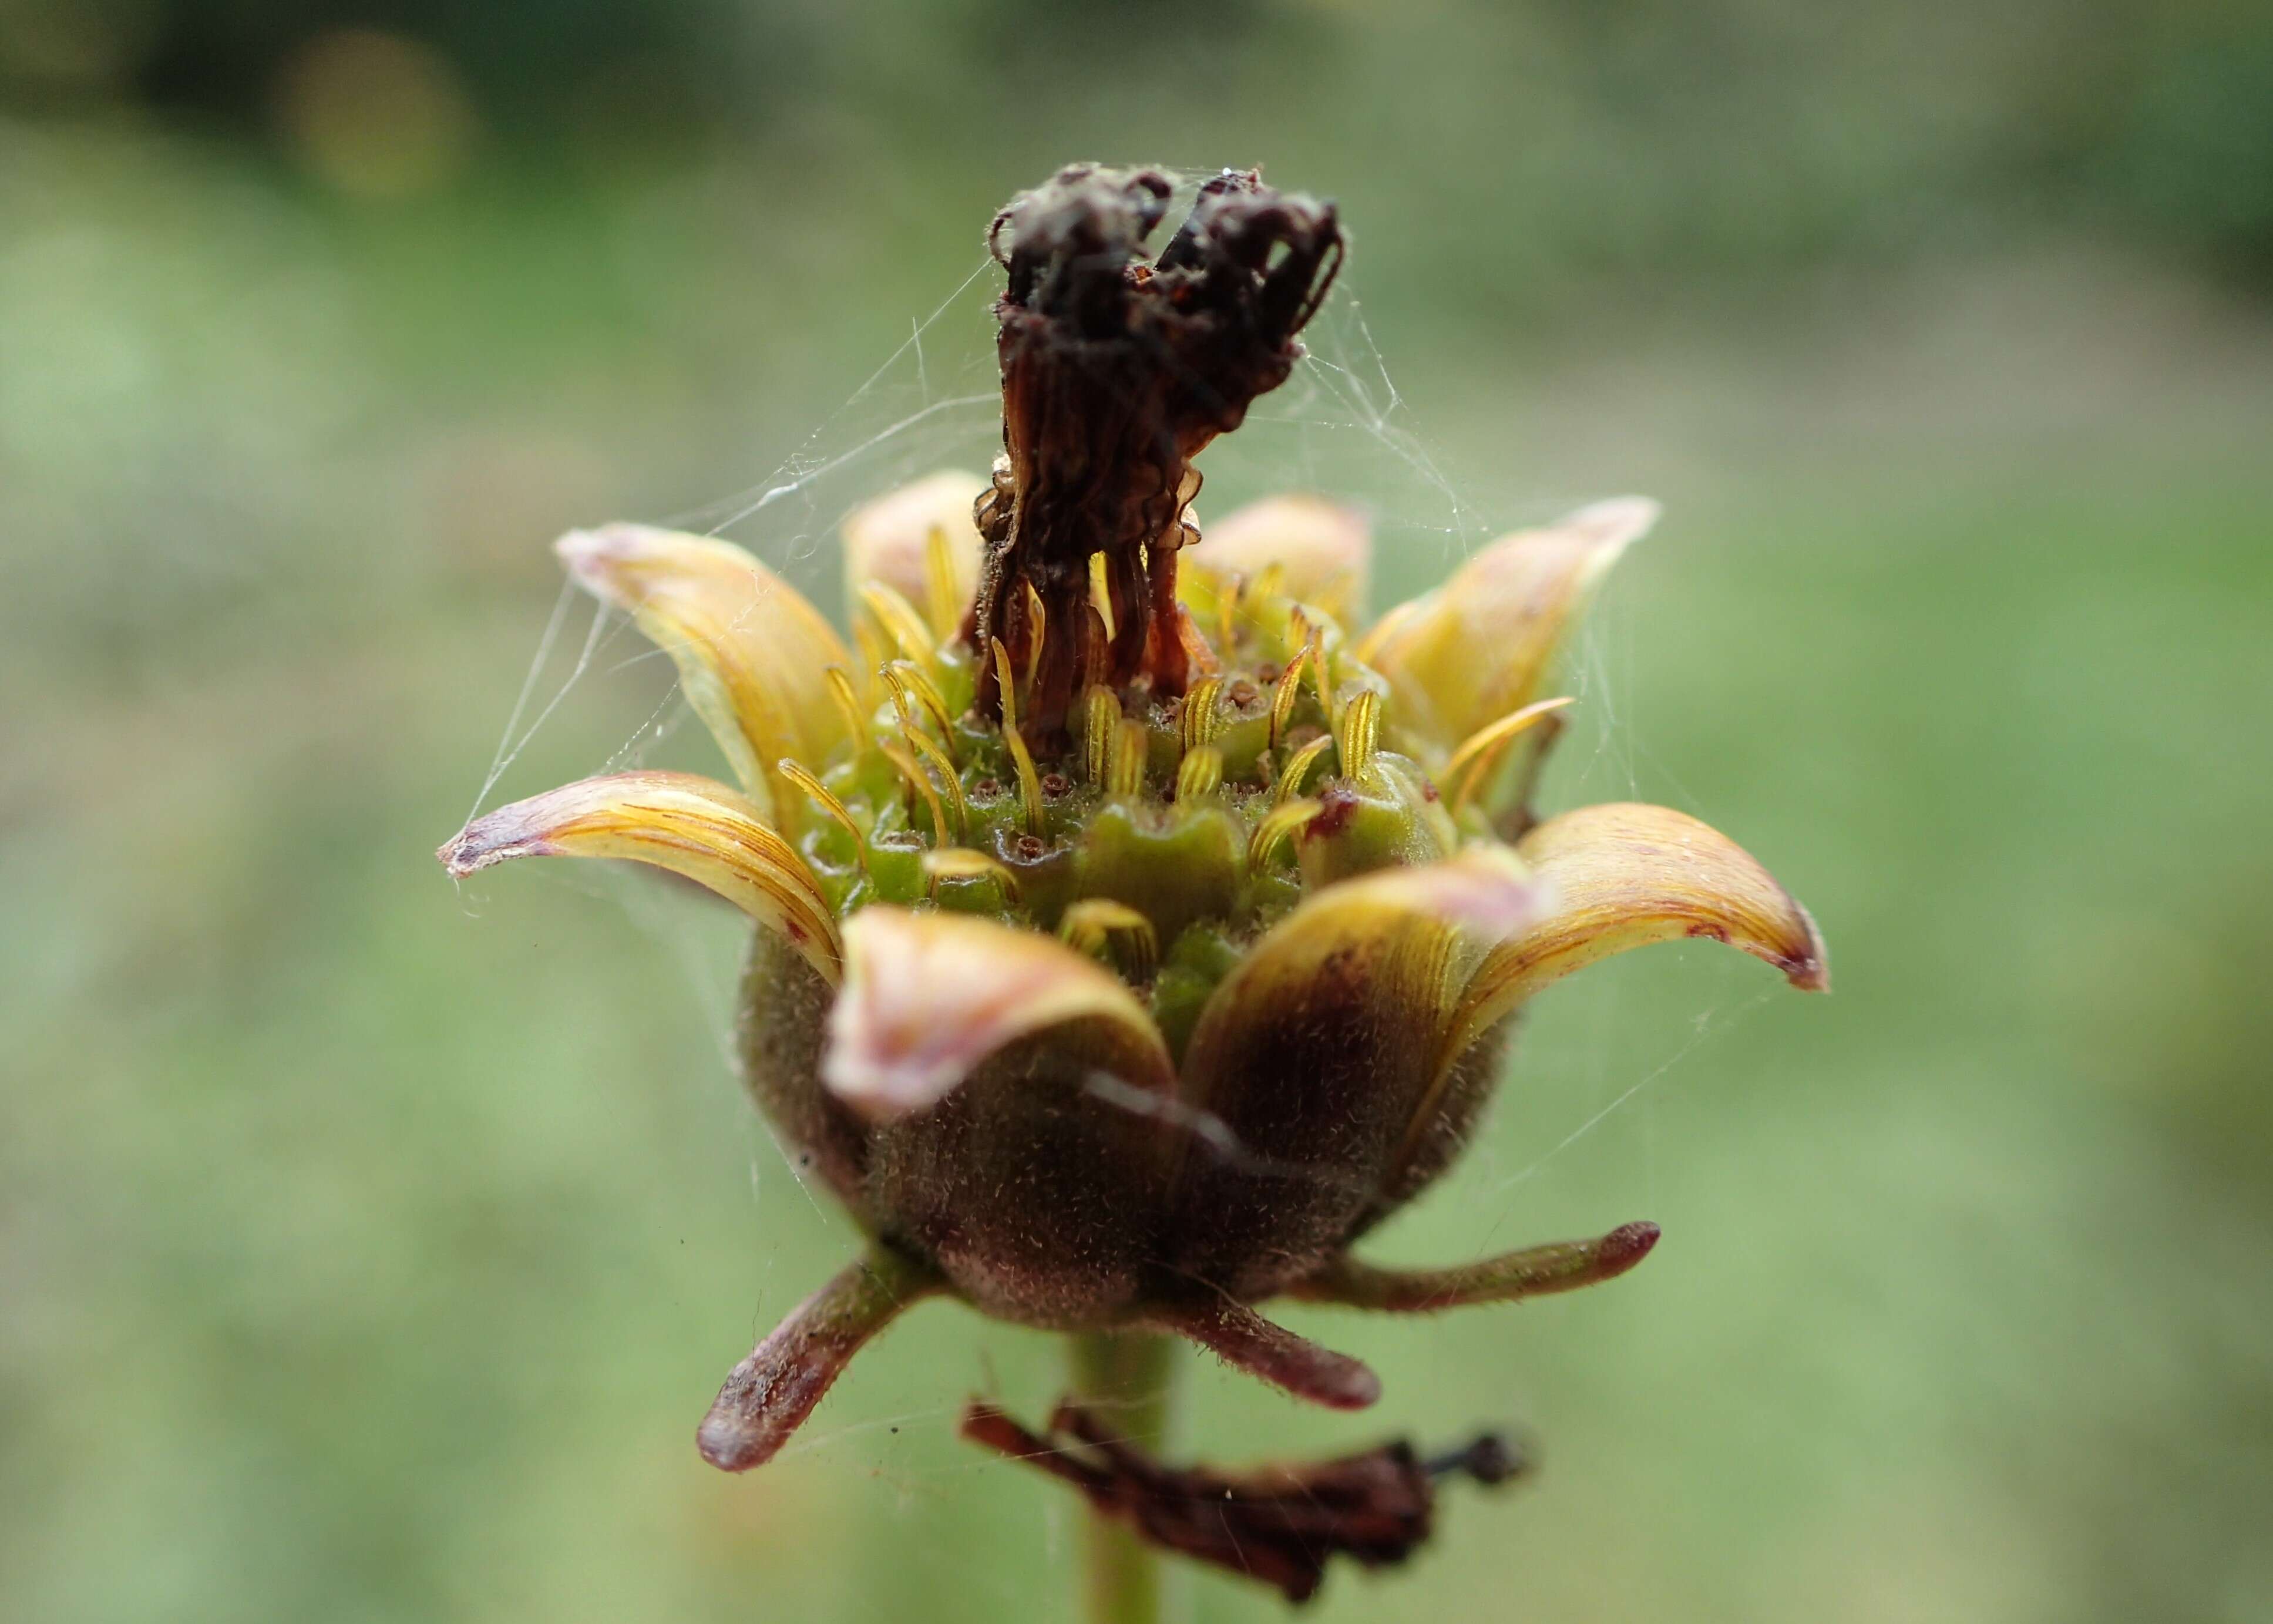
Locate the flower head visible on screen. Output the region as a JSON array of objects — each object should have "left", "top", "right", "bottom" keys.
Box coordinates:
[{"left": 439, "top": 166, "right": 1825, "bottom": 1481}]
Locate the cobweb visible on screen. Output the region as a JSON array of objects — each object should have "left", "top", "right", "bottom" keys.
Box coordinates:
[{"left": 450, "top": 176, "right": 1777, "bottom": 1514}]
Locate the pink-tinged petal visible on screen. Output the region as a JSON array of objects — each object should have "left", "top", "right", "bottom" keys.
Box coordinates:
[
  {"left": 1184, "top": 494, "right": 1371, "bottom": 625},
  {"left": 697, "top": 1248, "right": 940, "bottom": 1471},
  {"left": 1439, "top": 801, "right": 1827, "bottom": 1071},
  {"left": 556, "top": 524, "right": 852, "bottom": 822},
  {"left": 1166, "top": 845, "right": 1549, "bottom": 1297},
  {"left": 438, "top": 771, "right": 841, "bottom": 986},
  {"left": 822, "top": 906, "right": 1174, "bottom": 1121},
  {"left": 1364, "top": 497, "right": 1657, "bottom": 747},
  {"left": 840, "top": 470, "right": 988, "bottom": 638}
]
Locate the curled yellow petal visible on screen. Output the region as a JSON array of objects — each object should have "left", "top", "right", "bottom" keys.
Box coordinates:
[
  {"left": 1185, "top": 845, "right": 1548, "bottom": 1111},
  {"left": 1184, "top": 494, "right": 1371, "bottom": 624},
  {"left": 555, "top": 524, "right": 852, "bottom": 822},
  {"left": 840, "top": 471, "right": 987, "bottom": 639},
  {"left": 1440, "top": 801, "right": 1827, "bottom": 1069},
  {"left": 1058, "top": 899, "right": 1158, "bottom": 980},
  {"left": 1168, "top": 845, "right": 1548, "bottom": 1291},
  {"left": 438, "top": 772, "right": 841, "bottom": 986},
  {"left": 823, "top": 907, "right": 1174, "bottom": 1120},
  {"left": 1365, "top": 497, "right": 1657, "bottom": 747}
]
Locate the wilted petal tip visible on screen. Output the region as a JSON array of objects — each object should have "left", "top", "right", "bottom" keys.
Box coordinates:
[
  {"left": 1565, "top": 495, "right": 1661, "bottom": 554},
  {"left": 437, "top": 806, "right": 558, "bottom": 877},
  {"left": 427, "top": 772, "right": 842, "bottom": 986},
  {"left": 1780, "top": 909, "right": 1831, "bottom": 992},
  {"left": 551, "top": 522, "right": 637, "bottom": 578},
  {"left": 437, "top": 826, "right": 514, "bottom": 877}
]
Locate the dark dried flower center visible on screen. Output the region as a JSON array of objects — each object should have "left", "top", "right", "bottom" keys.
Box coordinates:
[{"left": 966, "top": 164, "right": 1344, "bottom": 741}]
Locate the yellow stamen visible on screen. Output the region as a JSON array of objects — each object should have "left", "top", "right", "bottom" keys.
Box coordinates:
[
  {"left": 1215, "top": 571, "right": 1239, "bottom": 655},
  {"left": 1275, "top": 734, "right": 1334, "bottom": 804},
  {"left": 1267, "top": 643, "right": 1309, "bottom": 747},
  {"left": 1083, "top": 685, "right": 1119, "bottom": 787},
  {"left": 887, "top": 659, "right": 959, "bottom": 758},
  {"left": 1179, "top": 675, "right": 1225, "bottom": 754},
  {"left": 897, "top": 718, "right": 969, "bottom": 840},
  {"left": 1248, "top": 797, "right": 1322, "bottom": 868},
  {"left": 880, "top": 667, "right": 920, "bottom": 737},
  {"left": 1441, "top": 696, "right": 1576, "bottom": 813},
  {"left": 1022, "top": 579, "right": 1048, "bottom": 696},
  {"left": 1334, "top": 688, "right": 1382, "bottom": 781},
  {"left": 1058, "top": 898, "right": 1158, "bottom": 980},
  {"left": 1107, "top": 718, "right": 1149, "bottom": 798},
  {"left": 990, "top": 637, "right": 1046, "bottom": 837},
  {"left": 1089, "top": 553, "right": 1115, "bottom": 641},
  {"left": 1175, "top": 744, "right": 1223, "bottom": 803},
  {"left": 877, "top": 739, "right": 950, "bottom": 847},
  {"left": 922, "top": 846, "right": 1020, "bottom": 903},
  {"left": 1304, "top": 625, "right": 1330, "bottom": 712},
  {"left": 776, "top": 758, "right": 871, "bottom": 879}
]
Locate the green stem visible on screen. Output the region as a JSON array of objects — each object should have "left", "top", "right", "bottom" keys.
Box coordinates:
[{"left": 1068, "top": 1330, "right": 1181, "bottom": 1624}]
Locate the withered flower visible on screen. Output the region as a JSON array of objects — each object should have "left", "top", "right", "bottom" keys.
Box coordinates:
[{"left": 439, "top": 166, "right": 1825, "bottom": 1606}]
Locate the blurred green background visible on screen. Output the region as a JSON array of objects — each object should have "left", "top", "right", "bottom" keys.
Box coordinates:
[{"left": 6, "top": 1, "right": 2271, "bottom": 1619}]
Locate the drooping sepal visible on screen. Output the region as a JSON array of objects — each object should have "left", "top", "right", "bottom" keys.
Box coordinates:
[
  {"left": 696, "top": 1247, "right": 940, "bottom": 1472},
  {"left": 1290, "top": 1221, "right": 1661, "bottom": 1311}
]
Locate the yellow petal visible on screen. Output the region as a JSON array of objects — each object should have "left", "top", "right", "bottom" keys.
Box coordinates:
[
  {"left": 555, "top": 524, "right": 852, "bottom": 822},
  {"left": 1364, "top": 497, "right": 1657, "bottom": 747},
  {"left": 1183, "top": 494, "right": 1371, "bottom": 624},
  {"left": 1168, "top": 845, "right": 1548, "bottom": 1295},
  {"left": 840, "top": 470, "right": 987, "bottom": 640},
  {"left": 438, "top": 771, "right": 842, "bottom": 986},
  {"left": 1440, "top": 802, "right": 1827, "bottom": 1069},
  {"left": 823, "top": 907, "right": 1174, "bottom": 1120}
]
